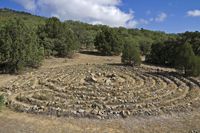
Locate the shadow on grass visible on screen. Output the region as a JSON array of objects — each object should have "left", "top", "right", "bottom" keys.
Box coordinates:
[{"left": 79, "top": 51, "right": 104, "bottom": 56}]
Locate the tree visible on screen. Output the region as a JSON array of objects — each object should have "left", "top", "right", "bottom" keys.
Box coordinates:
[
  {"left": 121, "top": 40, "right": 141, "bottom": 66},
  {"left": 94, "top": 27, "right": 122, "bottom": 56},
  {"left": 146, "top": 38, "right": 179, "bottom": 66},
  {"left": 38, "top": 17, "right": 79, "bottom": 58},
  {"left": 139, "top": 39, "right": 152, "bottom": 56},
  {"left": 54, "top": 29, "right": 79, "bottom": 58},
  {"left": 180, "top": 31, "right": 200, "bottom": 56},
  {"left": 175, "top": 42, "right": 196, "bottom": 75},
  {"left": 0, "top": 18, "right": 44, "bottom": 73},
  {"left": 190, "top": 56, "right": 200, "bottom": 76}
]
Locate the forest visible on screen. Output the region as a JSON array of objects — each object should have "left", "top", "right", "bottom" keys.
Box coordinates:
[{"left": 0, "top": 8, "right": 200, "bottom": 76}]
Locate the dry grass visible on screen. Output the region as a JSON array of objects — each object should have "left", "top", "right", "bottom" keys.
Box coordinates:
[{"left": 0, "top": 109, "right": 200, "bottom": 133}]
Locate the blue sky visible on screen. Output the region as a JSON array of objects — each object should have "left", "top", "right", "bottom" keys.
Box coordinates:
[{"left": 0, "top": 0, "right": 200, "bottom": 33}]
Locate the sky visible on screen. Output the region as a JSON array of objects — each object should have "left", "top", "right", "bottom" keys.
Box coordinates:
[{"left": 0, "top": 0, "right": 200, "bottom": 33}]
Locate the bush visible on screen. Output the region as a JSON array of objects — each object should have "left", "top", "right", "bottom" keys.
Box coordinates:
[{"left": 121, "top": 41, "right": 141, "bottom": 66}]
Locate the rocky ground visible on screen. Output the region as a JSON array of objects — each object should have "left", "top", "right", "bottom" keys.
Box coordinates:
[{"left": 0, "top": 52, "right": 200, "bottom": 133}]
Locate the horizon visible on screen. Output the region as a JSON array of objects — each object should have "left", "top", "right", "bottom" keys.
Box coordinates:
[{"left": 0, "top": 0, "right": 200, "bottom": 33}]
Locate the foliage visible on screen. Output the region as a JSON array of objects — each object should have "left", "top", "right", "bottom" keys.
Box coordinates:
[
  {"left": 121, "top": 40, "right": 141, "bottom": 66},
  {"left": 0, "top": 8, "right": 45, "bottom": 29},
  {"left": 147, "top": 37, "right": 200, "bottom": 76},
  {"left": 175, "top": 42, "right": 200, "bottom": 76},
  {"left": 146, "top": 39, "right": 178, "bottom": 66},
  {"left": 180, "top": 31, "right": 200, "bottom": 56},
  {"left": 1, "top": 8, "right": 200, "bottom": 76},
  {"left": 38, "top": 17, "right": 79, "bottom": 58},
  {"left": 0, "top": 18, "right": 44, "bottom": 73},
  {"left": 94, "top": 27, "right": 123, "bottom": 56}
]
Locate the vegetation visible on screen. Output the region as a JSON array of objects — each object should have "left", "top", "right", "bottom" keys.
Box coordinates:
[
  {"left": 175, "top": 43, "right": 200, "bottom": 76},
  {"left": 147, "top": 38, "right": 200, "bottom": 76},
  {"left": 94, "top": 27, "right": 122, "bottom": 56},
  {"left": 121, "top": 40, "right": 141, "bottom": 66},
  {"left": 0, "top": 8, "right": 200, "bottom": 76},
  {"left": 38, "top": 17, "right": 79, "bottom": 58},
  {"left": 0, "top": 18, "right": 44, "bottom": 73}
]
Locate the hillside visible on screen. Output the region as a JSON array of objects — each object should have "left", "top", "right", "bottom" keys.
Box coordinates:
[{"left": 0, "top": 8, "right": 46, "bottom": 27}]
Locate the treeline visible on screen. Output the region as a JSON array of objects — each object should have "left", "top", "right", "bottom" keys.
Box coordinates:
[
  {"left": 147, "top": 32, "right": 200, "bottom": 76},
  {"left": 0, "top": 9, "right": 200, "bottom": 76}
]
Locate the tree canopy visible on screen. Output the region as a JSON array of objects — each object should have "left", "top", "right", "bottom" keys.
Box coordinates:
[
  {"left": 0, "top": 18, "right": 44, "bottom": 73},
  {"left": 94, "top": 27, "right": 123, "bottom": 56},
  {"left": 121, "top": 40, "right": 141, "bottom": 66}
]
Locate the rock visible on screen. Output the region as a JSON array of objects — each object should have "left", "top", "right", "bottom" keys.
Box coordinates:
[
  {"left": 78, "top": 109, "right": 85, "bottom": 113},
  {"left": 127, "top": 110, "right": 131, "bottom": 116},
  {"left": 105, "top": 79, "right": 113, "bottom": 85},
  {"left": 96, "top": 73, "right": 102, "bottom": 76},
  {"left": 72, "top": 110, "right": 77, "bottom": 115},
  {"left": 56, "top": 107, "right": 61, "bottom": 111},
  {"left": 97, "top": 115, "right": 102, "bottom": 119},
  {"left": 91, "top": 109, "right": 98, "bottom": 115},
  {"left": 120, "top": 110, "right": 131, "bottom": 118},
  {"left": 85, "top": 76, "right": 97, "bottom": 83},
  {"left": 120, "top": 110, "right": 127, "bottom": 118},
  {"left": 33, "top": 105, "right": 39, "bottom": 111}
]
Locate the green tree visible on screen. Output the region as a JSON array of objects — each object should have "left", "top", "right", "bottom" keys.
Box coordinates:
[
  {"left": 121, "top": 40, "right": 141, "bottom": 66},
  {"left": 94, "top": 27, "right": 122, "bottom": 56},
  {"left": 175, "top": 42, "right": 196, "bottom": 75},
  {"left": 0, "top": 18, "right": 44, "bottom": 73},
  {"left": 38, "top": 17, "right": 79, "bottom": 58}
]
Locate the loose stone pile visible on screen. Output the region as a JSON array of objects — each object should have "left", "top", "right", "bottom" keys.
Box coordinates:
[{"left": 1, "top": 64, "right": 200, "bottom": 119}]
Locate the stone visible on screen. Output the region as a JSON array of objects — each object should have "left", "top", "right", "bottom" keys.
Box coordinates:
[
  {"left": 105, "top": 79, "right": 112, "bottom": 85},
  {"left": 33, "top": 105, "right": 39, "bottom": 111},
  {"left": 120, "top": 110, "right": 127, "bottom": 118},
  {"left": 91, "top": 109, "right": 98, "bottom": 115},
  {"left": 85, "top": 76, "right": 97, "bottom": 83},
  {"left": 78, "top": 109, "right": 85, "bottom": 113}
]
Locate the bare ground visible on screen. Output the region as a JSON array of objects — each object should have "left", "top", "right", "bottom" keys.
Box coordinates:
[{"left": 0, "top": 52, "right": 200, "bottom": 133}]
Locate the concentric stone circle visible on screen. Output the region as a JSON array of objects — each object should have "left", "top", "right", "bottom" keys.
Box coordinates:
[{"left": 1, "top": 64, "right": 200, "bottom": 119}]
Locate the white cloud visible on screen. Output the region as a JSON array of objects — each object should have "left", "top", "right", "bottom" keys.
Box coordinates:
[
  {"left": 155, "top": 12, "right": 167, "bottom": 22},
  {"left": 13, "top": 0, "right": 138, "bottom": 28},
  {"left": 187, "top": 10, "right": 200, "bottom": 17}
]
